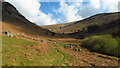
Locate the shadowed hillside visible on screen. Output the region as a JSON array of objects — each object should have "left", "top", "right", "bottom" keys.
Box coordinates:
[
  {"left": 2, "top": 2, "right": 55, "bottom": 38},
  {"left": 42, "top": 12, "right": 120, "bottom": 38}
]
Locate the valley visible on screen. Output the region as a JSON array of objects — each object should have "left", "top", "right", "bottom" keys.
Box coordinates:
[{"left": 1, "top": 1, "right": 120, "bottom": 67}]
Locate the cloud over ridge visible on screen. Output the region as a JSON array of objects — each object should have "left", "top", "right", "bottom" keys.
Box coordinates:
[{"left": 5, "top": 0, "right": 119, "bottom": 25}]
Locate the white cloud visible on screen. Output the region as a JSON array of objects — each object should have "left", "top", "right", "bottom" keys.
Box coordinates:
[
  {"left": 73, "top": 0, "right": 119, "bottom": 18},
  {"left": 54, "top": 0, "right": 119, "bottom": 23},
  {"left": 5, "top": 0, "right": 57, "bottom": 25},
  {"left": 89, "top": 0, "right": 101, "bottom": 9},
  {"left": 54, "top": 0, "right": 83, "bottom": 23},
  {"left": 101, "top": 0, "right": 119, "bottom": 12},
  {"left": 78, "top": 0, "right": 102, "bottom": 18},
  {"left": 32, "top": 13, "right": 56, "bottom": 25}
]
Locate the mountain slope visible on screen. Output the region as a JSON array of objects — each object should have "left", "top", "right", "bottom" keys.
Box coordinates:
[
  {"left": 42, "top": 12, "right": 120, "bottom": 34},
  {"left": 2, "top": 2, "right": 54, "bottom": 38}
]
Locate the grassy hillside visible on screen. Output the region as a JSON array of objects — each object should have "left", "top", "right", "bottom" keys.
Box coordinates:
[
  {"left": 2, "top": 36, "right": 72, "bottom": 66},
  {"left": 41, "top": 21, "right": 75, "bottom": 33}
]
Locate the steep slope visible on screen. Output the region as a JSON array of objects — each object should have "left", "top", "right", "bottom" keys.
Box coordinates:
[
  {"left": 2, "top": 2, "right": 54, "bottom": 38},
  {"left": 42, "top": 12, "right": 120, "bottom": 34}
]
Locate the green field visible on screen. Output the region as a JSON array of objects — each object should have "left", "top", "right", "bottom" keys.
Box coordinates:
[{"left": 2, "top": 36, "right": 72, "bottom": 66}]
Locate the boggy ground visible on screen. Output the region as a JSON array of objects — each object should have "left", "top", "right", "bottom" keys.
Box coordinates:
[{"left": 2, "top": 35, "right": 119, "bottom": 66}]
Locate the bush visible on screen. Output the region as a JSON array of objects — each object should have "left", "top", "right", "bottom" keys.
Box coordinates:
[
  {"left": 113, "top": 38, "right": 120, "bottom": 57},
  {"left": 82, "top": 35, "right": 119, "bottom": 57}
]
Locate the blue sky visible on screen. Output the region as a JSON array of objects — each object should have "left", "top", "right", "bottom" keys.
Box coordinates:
[
  {"left": 40, "top": 2, "right": 60, "bottom": 15},
  {"left": 40, "top": 2, "right": 60, "bottom": 24},
  {"left": 5, "top": 0, "right": 119, "bottom": 25}
]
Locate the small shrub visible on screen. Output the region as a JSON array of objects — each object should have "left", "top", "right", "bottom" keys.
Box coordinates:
[{"left": 82, "top": 35, "right": 119, "bottom": 57}]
